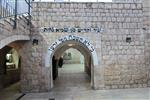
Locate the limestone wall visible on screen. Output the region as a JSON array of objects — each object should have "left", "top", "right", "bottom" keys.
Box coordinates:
[
  {"left": 0, "top": 10, "right": 30, "bottom": 90},
  {"left": 0, "top": 15, "right": 30, "bottom": 49},
  {"left": 143, "top": 0, "right": 150, "bottom": 87},
  {"left": 17, "top": 34, "right": 51, "bottom": 92},
  {"left": 112, "top": 0, "right": 142, "bottom": 3},
  {"left": 23, "top": 2, "right": 150, "bottom": 92}
]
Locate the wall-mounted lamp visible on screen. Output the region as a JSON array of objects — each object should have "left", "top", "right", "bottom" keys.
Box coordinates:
[
  {"left": 68, "top": 44, "right": 74, "bottom": 47},
  {"left": 126, "top": 37, "right": 131, "bottom": 43},
  {"left": 143, "top": 27, "right": 146, "bottom": 30},
  {"left": 32, "top": 39, "right": 38, "bottom": 46}
]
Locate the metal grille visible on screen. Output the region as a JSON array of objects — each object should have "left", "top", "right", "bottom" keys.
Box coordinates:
[
  {"left": 0, "top": 0, "right": 15, "bottom": 18},
  {"left": 33, "top": 0, "right": 112, "bottom": 2},
  {"left": 0, "top": 0, "right": 32, "bottom": 29},
  {"left": 0, "top": 0, "right": 30, "bottom": 19}
]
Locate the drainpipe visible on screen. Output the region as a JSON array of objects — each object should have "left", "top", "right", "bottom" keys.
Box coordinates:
[
  {"left": 13, "top": 0, "right": 17, "bottom": 29},
  {"left": 28, "top": 0, "right": 32, "bottom": 38}
]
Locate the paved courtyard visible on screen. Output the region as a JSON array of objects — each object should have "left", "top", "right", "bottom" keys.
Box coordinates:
[
  {"left": 20, "top": 88, "right": 150, "bottom": 100},
  {"left": 0, "top": 64, "right": 149, "bottom": 100},
  {"left": 20, "top": 64, "right": 150, "bottom": 100}
]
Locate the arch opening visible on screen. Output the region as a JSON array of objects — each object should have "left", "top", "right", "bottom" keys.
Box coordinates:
[
  {"left": 52, "top": 47, "right": 92, "bottom": 90},
  {"left": 0, "top": 40, "right": 28, "bottom": 96},
  {"left": 0, "top": 35, "right": 30, "bottom": 49},
  {"left": 0, "top": 45, "right": 21, "bottom": 91},
  {"left": 46, "top": 35, "right": 99, "bottom": 89}
]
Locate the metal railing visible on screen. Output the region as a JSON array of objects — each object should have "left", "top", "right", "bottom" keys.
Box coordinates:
[
  {"left": 0, "top": 0, "right": 15, "bottom": 18},
  {"left": 33, "top": 0, "right": 112, "bottom": 2},
  {"left": 0, "top": 0, "right": 32, "bottom": 29}
]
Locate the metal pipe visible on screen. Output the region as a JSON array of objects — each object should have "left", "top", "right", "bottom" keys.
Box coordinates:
[
  {"left": 28, "top": 0, "right": 32, "bottom": 37},
  {"left": 0, "top": 7, "right": 1, "bottom": 19},
  {"left": 13, "top": 0, "right": 17, "bottom": 29}
]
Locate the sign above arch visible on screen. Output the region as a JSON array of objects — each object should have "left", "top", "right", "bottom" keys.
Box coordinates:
[
  {"left": 45, "top": 34, "right": 98, "bottom": 67},
  {"left": 40, "top": 27, "right": 104, "bottom": 33}
]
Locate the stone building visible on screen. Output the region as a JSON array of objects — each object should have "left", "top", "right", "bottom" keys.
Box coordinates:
[{"left": 0, "top": 0, "right": 150, "bottom": 93}]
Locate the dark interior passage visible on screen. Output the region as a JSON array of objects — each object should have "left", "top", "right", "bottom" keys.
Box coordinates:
[
  {"left": 52, "top": 45, "right": 92, "bottom": 91},
  {"left": 53, "top": 64, "right": 91, "bottom": 92},
  {"left": 0, "top": 46, "right": 20, "bottom": 90}
]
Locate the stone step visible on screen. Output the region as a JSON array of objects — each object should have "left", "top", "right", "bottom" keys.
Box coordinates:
[{"left": 0, "top": 15, "right": 30, "bottom": 34}]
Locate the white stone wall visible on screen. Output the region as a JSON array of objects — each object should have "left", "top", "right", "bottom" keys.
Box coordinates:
[
  {"left": 112, "top": 0, "right": 142, "bottom": 3},
  {"left": 0, "top": 16, "right": 30, "bottom": 49},
  {"left": 143, "top": 0, "right": 150, "bottom": 87},
  {"left": 0, "top": 10, "right": 31, "bottom": 91},
  {"left": 22, "top": 2, "right": 149, "bottom": 92}
]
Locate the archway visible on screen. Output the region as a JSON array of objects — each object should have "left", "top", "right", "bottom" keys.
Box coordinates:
[
  {"left": 0, "top": 40, "right": 28, "bottom": 99},
  {"left": 0, "top": 45, "right": 21, "bottom": 93},
  {"left": 45, "top": 34, "right": 99, "bottom": 89},
  {"left": 0, "top": 35, "right": 30, "bottom": 49},
  {"left": 53, "top": 47, "right": 92, "bottom": 90}
]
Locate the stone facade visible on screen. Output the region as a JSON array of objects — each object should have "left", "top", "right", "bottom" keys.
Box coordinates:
[
  {"left": 0, "top": 15, "right": 30, "bottom": 49},
  {"left": 112, "top": 0, "right": 142, "bottom": 3},
  {"left": 0, "top": 1, "right": 150, "bottom": 92},
  {"left": 0, "top": 8, "right": 30, "bottom": 90},
  {"left": 18, "top": 1, "right": 149, "bottom": 92},
  {"left": 143, "top": 0, "right": 150, "bottom": 87}
]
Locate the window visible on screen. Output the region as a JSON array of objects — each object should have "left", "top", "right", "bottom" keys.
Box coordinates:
[
  {"left": 6, "top": 53, "right": 16, "bottom": 70},
  {"left": 5, "top": 49, "right": 19, "bottom": 70}
]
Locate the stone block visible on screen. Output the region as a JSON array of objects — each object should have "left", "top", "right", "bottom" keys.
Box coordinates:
[
  {"left": 118, "top": 85, "right": 124, "bottom": 88},
  {"left": 148, "top": 80, "right": 150, "bottom": 87},
  {"left": 124, "top": 4, "right": 131, "bottom": 9},
  {"left": 131, "top": 84, "right": 138, "bottom": 88},
  {"left": 131, "top": 4, "right": 137, "bottom": 9},
  {"left": 112, "top": 85, "right": 118, "bottom": 89},
  {"left": 142, "top": 84, "right": 148, "bottom": 88},
  {"left": 105, "top": 3, "right": 112, "bottom": 9},
  {"left": 124, "top": 85, "right": 130, "bottom": 88},
  {"left": 105, "top": 85, "right": 111, "bottom": 89},
  {"left": 118, "top": 4, "right": 124, "bottom": 9}
]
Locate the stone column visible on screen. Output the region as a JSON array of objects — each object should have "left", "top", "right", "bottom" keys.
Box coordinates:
[{"left": 143, "top": 0, "right": 150, "bottom": 87}]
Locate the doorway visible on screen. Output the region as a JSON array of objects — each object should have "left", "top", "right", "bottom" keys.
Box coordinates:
[
  {"left": 0, "top": 45, "right": 22, "bottom": 99},
  {"left": 45, "top": 35, "right": 99, "bottom": 90},
  {"left": 52, "top": 48, "right": 91, "bottom": 91}
]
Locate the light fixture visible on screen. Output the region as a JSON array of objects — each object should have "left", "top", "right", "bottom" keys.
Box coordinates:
[
  {"left": 126, "top": 37, "right": 131, "bottom": 43},
  {"left": 32, "top": 39, "right": 38, "bottom": 46},
  {"left": 68, "top": 44, "right": 73, "bottom": 47}
]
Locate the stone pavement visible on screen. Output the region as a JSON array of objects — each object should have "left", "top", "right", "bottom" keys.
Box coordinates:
[
  {"left": 21, "top": 88, "right": 150, "bottom": 100},
  {"left": 0, "top": 82, "right": 22, "bottom": 100},
  {"left": 21, "top": 64, "right": 150, "bottom": 100},
  {"left": 0, "top": 64, "right": 149, "bottom": 100}
]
